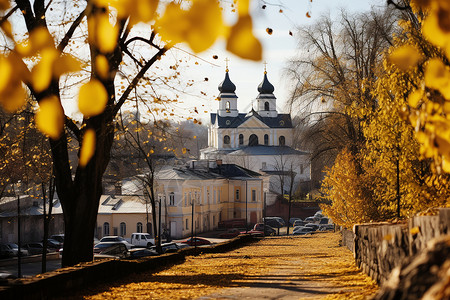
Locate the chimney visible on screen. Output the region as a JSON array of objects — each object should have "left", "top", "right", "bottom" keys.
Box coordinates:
[{"left": 115, "top": 182, "right": 122, "bottom": 196}]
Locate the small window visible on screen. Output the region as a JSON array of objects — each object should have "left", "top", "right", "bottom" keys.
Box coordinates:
[
  {"left": 103, "top": 222, "right": 110, "bottom": 236},
  {"left": 224, "top": 135, "right": 230, "bottom": 145},
  {"left": 249, "top": 134, "right": 258, "bottom": 146},
  {"left": 226, "top": 101, "right": 230, "bottom": 112},
  {"left": 235, "top": 189, "right": 240, "bottom": 200},
  {"left": 239, "top": 134, "right": 244, "bottom": 145},
  {"left": 185, "top": 219, "right": 189, "bottom": 230},
  {"left": 279, "top": 136, "right": 285, "bottom": 146},
  {"left": 184, "top": 192, "right": 187, "bottom": 206},
  {"left": 169, "top": 192, "right": 175, "bottom": 205},
  {"left": 279, "top": 120, "right": 285, "bottom": 126},
  {"left": 252, "top": 189, "right": 256, "bottom": 202},
  {"left": 300, "top": 164, "right": 304, "bottom": 174},
  {"left": 264, "top": 101, "right": 269, "bottom": 111},
  {"left": 120, "top": 222, "right": 126, "bottom": 236},
  {"left": 226, "top": 120, "right": 231, "bottom": 125},
  {"left": 262, "top": 162, "right": 267, "bottom": 170},
  {"left": 136, "top": 222, "right": 143, "bottom": 233},
  {"left": 264, "top": 134, "right": 269, "bottom": 145}
]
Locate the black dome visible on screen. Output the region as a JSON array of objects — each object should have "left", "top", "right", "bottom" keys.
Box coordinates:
[
  {"left": 218, "top": 71, "right": 236, "bottom": 93},
  {"left": 257, "top": 73, "right": 274, "bottom": 94}
]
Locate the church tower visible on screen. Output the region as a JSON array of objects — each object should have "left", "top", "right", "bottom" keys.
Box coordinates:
[
  {"left": 217, "top": 69, "right": 239, "bottom": 117},
  {"left": 255, "top": 70, "right": 278, "bottom": 118}
]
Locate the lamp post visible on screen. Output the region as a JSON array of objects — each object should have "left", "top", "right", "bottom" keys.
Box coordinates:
[
  {"left": 15, "top": 183, "right": 22, "bottom": 278},
  {"left": 245, "top": 180, "right": 248, "bottom": 233}
]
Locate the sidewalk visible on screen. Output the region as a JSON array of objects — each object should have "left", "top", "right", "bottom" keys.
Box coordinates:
[{"left": 74, "top": 232, "right": 378, "bottom": 300}]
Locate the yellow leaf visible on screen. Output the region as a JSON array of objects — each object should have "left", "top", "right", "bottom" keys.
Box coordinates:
[
  {"left": 31, "top": 48, "right": 59, "bottom": 93},
  {"left": 443, "top": 157, "right": 450, "bottom": 173},
  {"left": 0, "top": 55, "right": 12, "bottom": 94},
  {"left": 130, "top": 0, "right": 159, "bottom": 24},
  {"left": 35, "top": 95, "right": 64, "bottom": 139},
  {"left": 422, "top": 10, "right": 450, "bottom": 50},
  {"left": 424, "top": 58, "right": 450, "bottom": 99},
  {"left": 53, "top": 54, "right": 82, "bottom": 77},
  {"left": 1, "top": 20, "right": 13, "bottom": 39},
  {"left": 78, "top": 80, "right": 108, "bottom": 117},
  {"left": 16, "top": 27, "right": 54, "bottom": 57},
  {"left": 182, "top": 148, "right": 187, "bottom": 154},
  {"left": 95, "top": 55, "right": 109, "bottom": 79},
  {"left": 410, "top": 226, "right": 420, "bottom": 235},
  {"left": 389, "top": 45, "right": 422, "bottom": 71},
  {"left": 407, "top": 90, "right": 422, "bottom": 108},
  {"left": 79, "top": 129, "right": 96, "bottom": 167},
  {"left": 226, "top": 14, "right": 262, "bottom": 61},
  {"left": 0, "top": 84, "right": 27, "bottom": 113},
  {"left": 88, "top": 14, "right": 118, "bottom": 53}
]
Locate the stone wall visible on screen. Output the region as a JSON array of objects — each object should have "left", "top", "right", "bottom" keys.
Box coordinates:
[{"left": 349, "top": 208, "right": 450, "bottom": 284}]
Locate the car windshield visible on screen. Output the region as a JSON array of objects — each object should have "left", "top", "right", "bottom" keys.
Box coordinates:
[
  {"left": 101, "top": 237, "right": 123, "bottom": 242},
  {"left": 7, "top": 244, "right": 18, "bottom": 249}
]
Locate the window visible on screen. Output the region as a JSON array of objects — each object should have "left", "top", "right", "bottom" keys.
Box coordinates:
[
  {"left": 103, "top": 222, "right": 110, "bottom": 236},
  {"left": 264, "top": 101, "right": 269, "bottom": 111},
  {"left": 235, "top": 188, "right": 240, "bottom": 200},
  {"left": 214, "top": 190, "right": 216, "bottom": 204},
  {"left": 249, "top": 134, "right": 258, "bottom": 146},
  {"left": 169, "top": 192, "right": 175, "bottom": 205},
  {"left": 300, "top": 164, "right": 304, "bottom": 174},
  {"left": 252, "top": 189, "right": 256, "bottom": 202},
  {"left": 185, "top": 219, "right": 189, "bottom": 230},
  {"left": 184, "top": 192, "right": 187, "bottom": 206},
  {"left": 264, "top": 134, "right": 269, "bottom": 145},
  {"left": 262, "top": 162, "right": 267, "bottom": 170},
  {"left": 218, "top": 190, "right": 221, "bottom": 202},
  {"left": 279, "top": 136, "right": 285, "bottom": 146},
  {"left": 226, "top": 101, "right": 230, "bottom": 112},
  {"left": 120, "top": 222, "right": 126, "bottom": 236},
  {"left": 136, "top": 222, "right": 143, "bottom": 233},
  {"left": 223, "top": 135, "right": 230, "bottom": 145},
  {"left": 239, "top": 134, "right": 244, "bottom": 145}
]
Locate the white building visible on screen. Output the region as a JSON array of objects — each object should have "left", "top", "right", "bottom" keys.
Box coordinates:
[{"left": 200, "top": 69, "right": 311, "bottom": 197}]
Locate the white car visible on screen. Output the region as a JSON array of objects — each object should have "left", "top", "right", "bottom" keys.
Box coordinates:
[
  {"left": 99, "top": 236, "right": 134, "bottom": 249},
  {"left": 292, "top": 226, "right": 314, "bottom": 235},
  {"left": 130, "top": 233, "right": 155, "bottom": 248}
]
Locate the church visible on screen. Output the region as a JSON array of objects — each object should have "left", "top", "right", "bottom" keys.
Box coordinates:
[{"left": 200, "top": 68, "right": 311, "bottom": 198}]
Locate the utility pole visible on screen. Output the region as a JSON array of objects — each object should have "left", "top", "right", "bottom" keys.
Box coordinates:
[
  {"left": 245, "top": 180, "right": 248, "bottom": 233},
  {"left": 16, "top": 191, "right": 22, "bottom": 278}
]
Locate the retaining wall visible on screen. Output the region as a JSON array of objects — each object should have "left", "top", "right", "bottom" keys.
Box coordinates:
[
  {"left": 344, "top": 208, "right": 450, "bottom": 284},
  {"left": 0, "top": 234, "right": 259, "bottom": 300}
]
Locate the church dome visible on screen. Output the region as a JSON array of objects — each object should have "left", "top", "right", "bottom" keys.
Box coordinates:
[
  {"left": 257, "top": 73, "right": 274, "bottom": 94},
  {"left": 218, "top": 71, "right": 236, "bottom": 93}
]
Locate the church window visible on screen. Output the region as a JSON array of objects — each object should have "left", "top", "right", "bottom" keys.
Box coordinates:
[
  {"left": 279, "top": 120, "right": 285, "bottom": 126},
  {"left": 264, "top": 134, "right": 269, "bottom": 145},
  {"left": 239, "top": 134, "right": 244, "bottom": 145},
  {"left": 279, "top": 136, "right": 285, "bottom": 146},
  {"left": 226, "top": 120, "right": 231, "bottom": 125},
  {"left": 223, "top": 135, "right": 230, "bottom": 145},
  {"left": 249, "top": 134, "right": 258, "bottom": 146},
  {"left": 264, "top": 101, "right": 269, "bottom": 111},
  {"left": 226, "top": 101, "right": 230, "bottom": 112}
]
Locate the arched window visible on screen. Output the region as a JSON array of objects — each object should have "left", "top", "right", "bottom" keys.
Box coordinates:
[
  {"left": 226, "top": 101, "right": 230, "bottom": 112},
  {"left": 264, "top": 101, "right": 269, "bottom": 111},
  {"left": 249, "top": 134, "right": 258, "bottom": 146},
  {"left": 103, "top": 222, "right": 110, "bottom": 236},
  {"left": 279, "top": 136, "right": 285, "bottom": 146},
  {"left": 264, "top": 134, "right": 269, "bottom": 145},
  {"left": 136, "top": 222, "right": 143, "bottom": 233},
  {"left": 169, "top": 192, "right": 175, "bottom": 205},
  {"left": 120, "top": 222, "right": 126, "bottom": 236},
  {"left": 223, "top": 135, "right": 230, "bottom": 145},
  {"left": 239, "top": 134, "right": 244, "bottom": 145}
]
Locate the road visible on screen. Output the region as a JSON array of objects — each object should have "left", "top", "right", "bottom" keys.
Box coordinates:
[{"left": 0, "top": 258, "right": 61, "bottom": 278}]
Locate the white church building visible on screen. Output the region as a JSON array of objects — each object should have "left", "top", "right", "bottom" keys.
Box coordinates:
[{"left": 200, "top": 68, "right": 311, "bottom": 197}]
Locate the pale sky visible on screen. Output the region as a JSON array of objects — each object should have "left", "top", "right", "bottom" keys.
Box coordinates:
[{"left": 174, "top": 0, "right": 386, "bottom": 123}]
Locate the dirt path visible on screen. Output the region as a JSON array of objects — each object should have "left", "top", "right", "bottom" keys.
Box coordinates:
[{"left": 77, "top": 232, "right": 378, "bottom": 300}]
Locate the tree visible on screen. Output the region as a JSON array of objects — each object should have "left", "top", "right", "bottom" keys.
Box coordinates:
[{"left": 0, "top": 0, "right": 263, "bottom": 267}]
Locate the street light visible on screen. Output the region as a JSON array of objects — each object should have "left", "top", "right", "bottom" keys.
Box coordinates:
[{"left": 15, "top": 182, "right": 22, "bottom": 278}]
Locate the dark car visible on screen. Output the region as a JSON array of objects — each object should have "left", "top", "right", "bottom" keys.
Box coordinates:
[
  {"left": 218, "top": 218, "right": 246, "bottom": 229},
  {"left": 292, "top": 226, "right": 314, "bottom": 235},
  {"left": 5, "top": 243, "right": 28, "bottom": 257},
  {"left": 150, "top": 242, "right": 180, "bottom": 254},
  {"left": 127, "top": 248, "right": 158, "bottom": 259},
  {"left": 50, "top": 234, "right": 64, "bottom": 244},
  {"left": 263, "top": 217, "right": 284, "bottom": 228},
  {"left": 181, "top": 237, "right": 211, "bottom": 246},
  {"left": 0, "top": 244, "right": 14, "bottom": 259},
  {"left": 248, "top": 223, "right": 276, "bottom": 236},
  {"left": 305, "top": 223, "right": 320, "bottom": 231},
  {"left": 293, "top": 220, "right": 306, "bottom": 227},
  {"left": 289, "top": 218, "right": 302, "bottom": 226},
  {"left": 94, "top": 242, "right": 129, "bottom": 258},
  {"left": 45, "top": 239, "right": 63, "bottom": 250},
  {"left": 23, "top": 243, "right": 49, "bottom": 255},
  {"left": 218, "top": 228, "right": 241, "bottom": 239}
]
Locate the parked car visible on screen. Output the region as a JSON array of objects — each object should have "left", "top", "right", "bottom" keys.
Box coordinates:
[
  {"left": 264, "top": 217, "right": 286, "bottom": 227},
  {"left": 93, "top": 242, "right": 129, "bottom": 258},
  {"left": 0, "top": 244, "right": 15, "bottom": 259},
  {"left": 5, "top": 243, "right": 28, "bottom": 257},
  {"left": 50, "top": 234, "right": 64, "bottom": 244},
  {"left": 150, "top": 242, "right": 180, "bottom": 254},
  {"left": 218, "top": 228, "right": 241, "bottom": 239},
  {"left": 305, "top": 223, "right": 320, "bottom": 231},
  {"left": 127, "top": 248, "right": 158, "bottom": 259},
  {"left": 45, "top": 238, "right": 63, "bottom": 250},
  {"left": 180, "top": 237, "right": 211, "bottom": 246},
  {"left": 304, "top": 217, "right": 316, "bottom": 223},
  {"left": 130, "top": 233, "right": 155, "bottom": 248},
  {"left": 319, "top": 224, "right": 334, "bottom": 231},
  {"left": 292, "top": 226, "right": 314, "bottom": 235},
  {"left": 23, "top": 243, "right": 49, "bottom": 255},
  {"left": 252, "top": 223, "right": 276, "bottom": 236},
  {"left": 293, "top": 220, "right": 306, "bottom": 227},
  {"left": 289, "top": 218, "right": 302, "bottom": 226},
  {"left": 99, "top": 236, "right": 134, "bottom": 249},
  {"left": 262, "top": 217, "right": 284, "bottom": 228},
  {"left": 319, "top": 217, "right": 330, "bottom": 225}
]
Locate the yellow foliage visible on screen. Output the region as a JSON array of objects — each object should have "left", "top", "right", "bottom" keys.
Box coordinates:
[
  {"left": 79, "top": 129, "right": 96, "bottom": 167},
  {"left": 389, "top": 45, "right": 422, "bottom": 71},
  {"left": 78, "top": 80, "right": 108, "bottom": 117},
  {"left": 35, "top": 95, "right": 65, "bottom": 139},
  {"left": 95, "top": 55, "right": 109, "bottom": 79},
  {"left": 88, "top": 13, "right": 119, "bottom": 53},
  {"left": 226, "top": 14, "right": 262, "bottom": 61}
]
